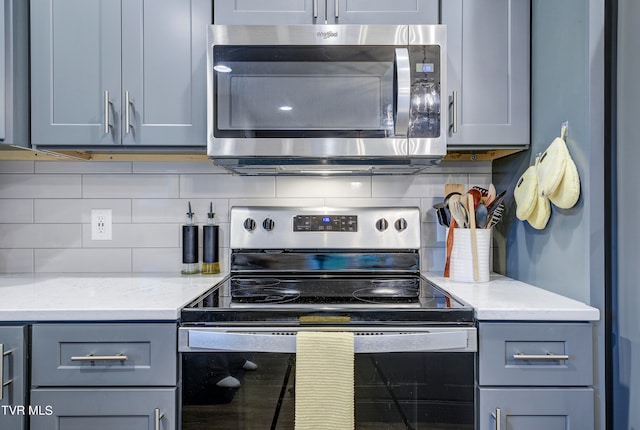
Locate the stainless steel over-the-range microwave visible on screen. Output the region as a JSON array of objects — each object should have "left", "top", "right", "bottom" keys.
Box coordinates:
[{"left": 207, "top": 24, "right": 447, "bottom": 175}]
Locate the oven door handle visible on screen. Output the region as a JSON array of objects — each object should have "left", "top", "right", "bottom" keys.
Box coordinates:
[{"left": 181, "top": 328, "right": 474, "bottom": 353}]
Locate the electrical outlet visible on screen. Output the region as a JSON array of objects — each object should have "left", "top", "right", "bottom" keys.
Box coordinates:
[{"left": 91, "top": 209, "right": 113, "bottom": 240}]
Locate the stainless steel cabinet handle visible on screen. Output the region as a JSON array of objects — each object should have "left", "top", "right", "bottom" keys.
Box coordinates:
[
  {"left": 70, "top": 353, "right": 128, "bottom": 362},
  {"left": 154, "top": 408, "right": 165, "bottom": 430},
  {"left": 449, "top": 90, "right": 458, "bottom": 134},
  {"left": 395, "top": 48, "right": 411, "bottom": 137},
  {"left": 104, "top": 90, "right": 113, "bottom": 134},
  {"left": 125, "top": 91, "right": 133, "bottom": 134},
  {"left": 513, "top": 352, "right": 570, "bottom": 361},
  {"left": 313, "top": 0, "right": 318, "bottom": 19},
  {"left": 1, "top": 344, "right": 13, "bottom": 401},
  {"left": 492, "top": 408, "right": 501, "bottom": 430}
]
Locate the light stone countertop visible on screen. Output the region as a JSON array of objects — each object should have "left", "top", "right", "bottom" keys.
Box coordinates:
[
  {"left": 425, "top": 272, "right": 600, "bottom": 321},
  {"left": 0, "top": 272, "right": 599, "bottom": 322},
  {"left": 0, "top": 273, "right": 225, "bottom": 321}
]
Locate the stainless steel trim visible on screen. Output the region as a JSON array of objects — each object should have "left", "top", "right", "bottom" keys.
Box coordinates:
[
  {"left": 335, "top": 0, "right": 339, "bottom": 19},
  {"left": 70, "top": 354, "right": 129, "bottom": 362},
  {"left": 1, "top": 344, "right": 4, "bottom": 400},
  {"left": 313, "top": 0, "right": 318, "bottom": 19},
  {"left": 154, "top": 408, "right": 164, "bottom": 430},
  {"left": 209, "top": 24, "right": 409, "bottom": 47},
  {"left": 492, "top": 408, "right": 501, "bottom": 430},
  {"left": 513, "top": 353, "right": 571, "bottom": 361},
  {"left": 395, "top": 48, "right": 410, "bottom": 137},
  {"left": 179, "top": 327, "right": 477, "bottom": 353},
  {"left": 125, "top": 91, "right": 132, "bottom": 134},
  {"left": 449, "top": 91, "right": 458, "bottom": 135},
  {"left": 103, "top": 90, "right": 111, "bottom": 135}
]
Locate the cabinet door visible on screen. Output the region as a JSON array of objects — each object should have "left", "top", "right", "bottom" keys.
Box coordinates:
[
  {"left": 31, "top": 0, "right": 122, "bottom": 146},
  {"left": 443, "top": 0, "right": 530, "bottom": 148},
  {"left": 122, "top": 0, "right": 210, "bottom": 147},
  {"left": 30, "top": 388, "right": 176, "bottom": 430},
  {"left": 214, "top": 0, "right": 318, "bottom": 24},
  {"left": 0, "top": 326, "right": 28, "bottom": 430},
  {"left": 1, "top": 0, "right": 6, "bottom": 141},
  {"left": 332, "top": 0, "right": 438, "bottom": 24},
  {"left": 478, "top": 388, "right": 594, "bottom": 430}
]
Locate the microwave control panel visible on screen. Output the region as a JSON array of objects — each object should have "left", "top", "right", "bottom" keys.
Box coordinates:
[{"left": 293, "top": 215, "right": 357, "bottom": 232}]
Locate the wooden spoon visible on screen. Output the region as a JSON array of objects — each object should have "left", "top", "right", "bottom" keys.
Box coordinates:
[{"left": 468, "top": 193, "right": 479, "bottom": 281}]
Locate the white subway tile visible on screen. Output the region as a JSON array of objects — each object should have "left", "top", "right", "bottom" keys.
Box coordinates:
[
  {"left": 132, "top": 199, "right": 229, "bottom": 223},
  {"left": 276, "top": 176, "right": 371, "bottom": 198},
  {"left": 82, "top": 174, "right": 179, "bottom": 198},
  {"left": 421, "top": 197, "right": 445, "bottom": 223},
  {"left": 133, "top": 162, "right": 227, "bottom": 174},
  {"left": 428, "top": 161, "right": 492, "bottom": 174},
  {"left": 371, "top": 175, "right": 447, "bottom": 198},
  {"left": 0, "top": 199, "right": 34, "bottom": 223},
  {"left": 35, "top": 161, "right": 132, "bottom": 174},
  {"left": 35, "top": 199, "right": 132, "bottom": 223},
  {"left": 0, "top": 161, "right": 34, "bottom": 173},
  {"left": 324, "top": 197, "right": 420, "bottom": 208},
  {"left": 0, "top": 174, "right": 81, "bottom": 198},
  {"left": 0, "top": 224, "right": 81, "bottom": 248},
  {"left": 421, "top": 221, "right": 445, "bottom": 247},
  {"left": 0, "top": 249, "right": 34, "bottom": 273},
  {"left": 421, "top": 247, "right": 445, "bottom": 272},
  {"left": 469, "top": 173, "right": 494, "bottom": 190},
  {"left": 228, "top": 198, "right": 325, "bottom": 210},
  {"left": 132, "top": 248, "right": 182, "bottom": 273},
  {"left": 180, "top": 174, "right": 276, "bottom": 198},
  {"left": 81, "top": 224, "right": 179, "bottom": 248},
  {"left": 35, "top": 248, "right": 132, "bottom": 273}
]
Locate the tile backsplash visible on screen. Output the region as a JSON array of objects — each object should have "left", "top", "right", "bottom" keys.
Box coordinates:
[{"left": 0, "top": 160, "right": 491, "bottom": 274}]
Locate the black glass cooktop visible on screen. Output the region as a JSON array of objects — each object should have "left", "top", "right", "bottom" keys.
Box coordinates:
[{"left": 181, "top": 275, "right": 474, "bottom": 326}]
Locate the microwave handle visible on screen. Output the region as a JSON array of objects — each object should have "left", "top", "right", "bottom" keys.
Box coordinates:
[
  {"left": 395, "top": 48, "right": 411, "bottom": 137},
  {"left": 182, "top": 329, "right": 470, "bottom": 353}
]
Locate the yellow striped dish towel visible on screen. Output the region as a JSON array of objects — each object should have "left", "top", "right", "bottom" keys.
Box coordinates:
[{"left": 295, "top": 331, "right": 355, "bottom": 430}]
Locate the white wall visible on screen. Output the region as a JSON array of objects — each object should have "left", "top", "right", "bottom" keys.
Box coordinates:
[{"left": 0, "top": 160, "right": 491, "bottom": 274}]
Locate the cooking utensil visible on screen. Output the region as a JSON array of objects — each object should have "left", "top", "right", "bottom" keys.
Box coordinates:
[
  {"left": 432, "top": 202, "right": 450, "bottom": 227},
  {"left": 475, "top": 202, "right": 489, "bottom": 229},
  {"left": 449, "top": 195, "right": 468, "bottom": 228},
  {"left": 444, "top": 183, "right": 466, "bottom": 197},
  {"left": 486, "top": 190, "right": 506, "bottom": 227},
  {"left": 467, "top": 193, "right": 479, "bottom": 281},
  {"left": 443, "top": 218, "right": 457, "bottom": 278},
  {"left": 487, "top": 184, "right": 497, "bottom": 205}
]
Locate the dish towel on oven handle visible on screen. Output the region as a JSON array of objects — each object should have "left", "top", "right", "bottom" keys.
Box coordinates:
[{"left": 295, "top": 331, "right": 355, "bottom": 430}]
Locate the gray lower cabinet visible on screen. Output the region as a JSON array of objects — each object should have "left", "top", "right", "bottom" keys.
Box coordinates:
[
  {"left": 30, "top": 0, "right": 211, "bottom": 148},
  {"left": 443, "top": 0, "right": 530, "bottom": 149},
  {"left": 31, "top": 323, "right": 178, "bottom": 429},
  {"left": 213, "top": 0, "right": 438, "bottom": 24},
  {"left": 30, "top": 388, "right": 176, "bottom": 430},
  {"left": 0, "top": 325, "right": 28, "bottom": 430},
  {"left": 477, "top": 322, "right": 595, "bottom": 430}
]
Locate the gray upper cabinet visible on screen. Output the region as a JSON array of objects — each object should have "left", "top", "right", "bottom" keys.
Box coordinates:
[
  {"left": 1, "top": 0, "right": 29, "bottom": 147},
  {"left": 214, "top": 0, "right": 438, "bottom": 25},
  {"left": 443, "top": 0, "right": 530, "bottom": 149},
  {"left": 0, "top": 326, "right": 28, "bottom": 430},
  {"left": 31, "top": 0, "right": 211, "bottom": 147}
]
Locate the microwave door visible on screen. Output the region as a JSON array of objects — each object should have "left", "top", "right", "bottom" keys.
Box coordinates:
[{"left": 394, "top": 48, "right": 411, "bottom": 137}]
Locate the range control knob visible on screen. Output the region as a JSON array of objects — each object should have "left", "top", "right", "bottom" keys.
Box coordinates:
[
  {"left": 262, "top": 218, "right": 275, "bottom": 231},
  {"left": 375, "top": 218, "right": 389, "bottom": 232},
  {"left": 243, "top": 218, "right": 256, "bottom": 232},
  {"left": 395, "top": 218, "right": 408, "bottom": 232}
]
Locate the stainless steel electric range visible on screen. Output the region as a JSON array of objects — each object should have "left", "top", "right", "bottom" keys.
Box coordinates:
[{"left": 179, "top": 207, "right": 476, "bottom": 430}]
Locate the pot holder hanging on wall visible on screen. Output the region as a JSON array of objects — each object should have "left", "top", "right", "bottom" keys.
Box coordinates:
[
  {"left": 514, "top": 156, "right": 551, "bottom": 230},
  {"left": 536, "top": 124, "right": 581, "bottom": 209}
]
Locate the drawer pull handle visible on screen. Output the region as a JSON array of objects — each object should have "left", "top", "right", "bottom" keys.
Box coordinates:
[
  {"left": 155, "top": 408, "right": 165, "bottom": 430},
  {"left": 492, "top": 408, "right": 501, "bottom": 430},
  {"left": 513, "top": 352, "right": 570, "bottom": 361},
  {"left": 70, "top": 353, "right": 128, "bottom": 362}
]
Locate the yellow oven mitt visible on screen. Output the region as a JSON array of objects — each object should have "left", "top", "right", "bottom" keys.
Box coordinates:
[
  {"left": 536, "top": 124, "right": 580, "bottom": 209},
  {"left": 514, "top": 164, "right": 539, "bottom": 221}
]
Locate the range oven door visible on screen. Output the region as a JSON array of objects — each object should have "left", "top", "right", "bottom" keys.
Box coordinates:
[
  {"left": 207, "top": 25, "right": 447, "bottom": 165},
  {"left": 179, "top": 326, "right": 476, "bottom": 429}
]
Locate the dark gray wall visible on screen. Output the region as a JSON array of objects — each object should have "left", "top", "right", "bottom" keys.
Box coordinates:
[{"left": 493, "top": 0, "right": 606, "bottom": 428}]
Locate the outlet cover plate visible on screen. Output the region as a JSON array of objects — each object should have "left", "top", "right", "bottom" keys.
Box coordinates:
[{"left": 91, "top": 209, "right": 112, "bottom": 240}]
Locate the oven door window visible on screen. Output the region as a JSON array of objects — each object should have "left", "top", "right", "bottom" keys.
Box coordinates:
[
  {"left": 182, "top": 352, "right": 474, "bottom": 429},
  {"left": 213, "top": 46, "right": 395, "bottom": 138}
]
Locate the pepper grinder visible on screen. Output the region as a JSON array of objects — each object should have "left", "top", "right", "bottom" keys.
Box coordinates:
[
  {"left": 181, "top": 202, "right": 200, "bottom": 274},
  {"left": 202, "top": 202, "right": 220, "bottom": 274}
]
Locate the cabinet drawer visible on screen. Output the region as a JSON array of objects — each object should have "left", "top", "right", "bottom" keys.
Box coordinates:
[
  {"left": 30, "top": 388, "right": 176, "bottom": 430},
  {"left": 32, "top": 323, "right": 176, "bottom": 387},
  {"left": 478, "top": 323, "right": 593, "bottom": 386}
]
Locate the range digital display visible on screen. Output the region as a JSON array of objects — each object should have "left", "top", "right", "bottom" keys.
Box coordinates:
[{"left": 293, "top": 215, "right": 357, "bottom": 232}]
